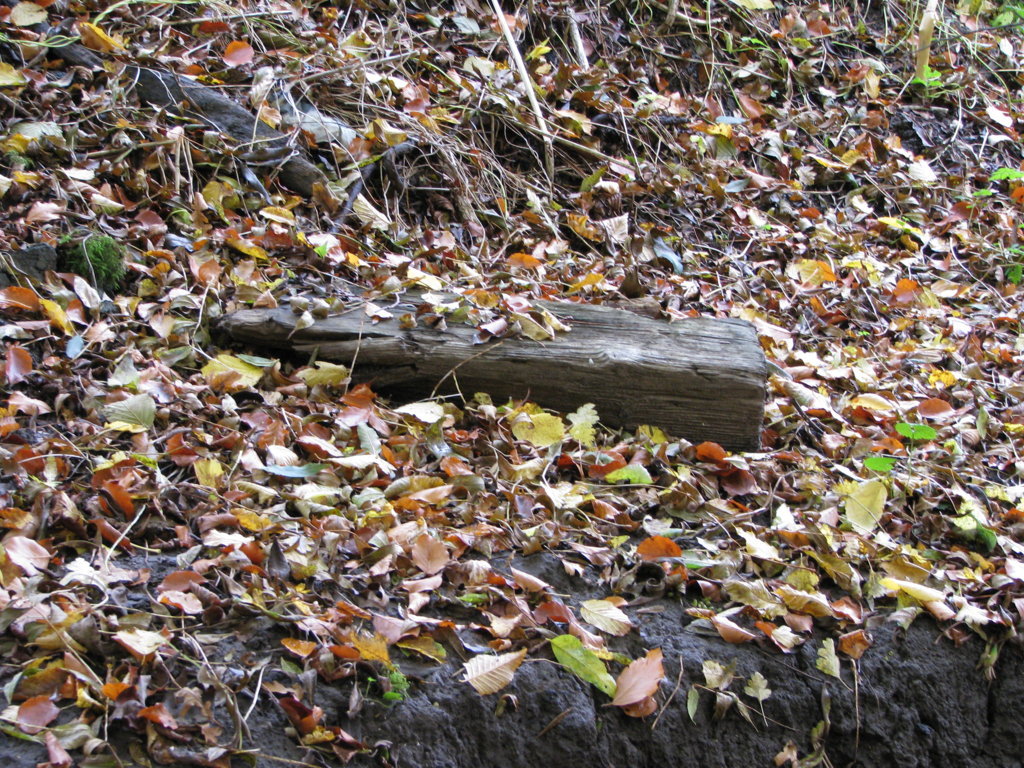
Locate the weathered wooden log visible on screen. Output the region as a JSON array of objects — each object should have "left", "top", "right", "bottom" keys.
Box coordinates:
[
  {"left": 218, "top": 302, "right": 766, "bottom": 450},
  {"left": 18, "top": 40, "right": 328, "bottom": 197}
]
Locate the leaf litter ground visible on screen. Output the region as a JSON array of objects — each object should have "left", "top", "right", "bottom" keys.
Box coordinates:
[{"left": 0, "top": 0, "right": 1023, "bottom": 766}]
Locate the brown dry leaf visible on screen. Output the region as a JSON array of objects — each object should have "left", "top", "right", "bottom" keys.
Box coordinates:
[
  {"left": 5, "top": 535, "right": 51, "bottom": 575},
  {"left": 610, "top": 648, "right": 664, "bottom": 707},
  {"left": 411, "top": 534, "right": 450, "bottom": 575},
  {"left": 113, "top": 628, "right": 170, "bottom": 662},
  {"left": 710, "top": 614, "right": 757, "bottom": 644},
  {"left": 5, "top": 344, "right": 32, "bottom": 385},
  {"left": 158, "top": 591, "right": 203, "bottom": 615},
  {"left": 17, "top": 695, "right": 59, "bottom": 734},
  {"left": 837, "top": 629, "right": 872, "bottom": 659},
  {"left": 511, "top": 567, "right": 550, "bottom": 592},
  {"left": 461, "top": 648, "right": 527, "bottom": 694}
]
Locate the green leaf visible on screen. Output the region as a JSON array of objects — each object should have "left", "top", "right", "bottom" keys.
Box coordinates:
[
  {"left": 863, "top": 455, "right": 897, "bottom": 473},
  {"left": 238, "top": 354, "right": 277, "bottom": 368},
  {"left": 895, "top": 422, "right": 937, "bottom": 441},
  {"left": 580, "top": 166, "right": 606, "bottom": 193},
  {"left": 950, "top": 512, "right": 997, "bottom": 553},
  {"left": 604, "top": 464, "right": 652, "bottom": 485},
  {"left": 550, "top": 634, "right": 617, "bottom": 696},
  {"left": 297, "top": 361, "right": 350, "bottom": 388},
  {"left": 990, "top": 167, "right": 1024, "bottom": 182}
]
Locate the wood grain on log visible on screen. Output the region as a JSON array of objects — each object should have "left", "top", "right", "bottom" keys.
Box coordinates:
[{"left": 218, "top": 303, "right": 766, "bottom": 450}]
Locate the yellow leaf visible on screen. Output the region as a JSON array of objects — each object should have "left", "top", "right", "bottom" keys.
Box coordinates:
[
  {"left": 879, "top": 577, "right": 946, "bottom": 603},
  {"left": 842, "top": 479, "right": 887, "bottom": 534},
  {"left": 849, "top": 393, "right": 896, "bottom": 414},
  {"left": 567, "top": 403, "right": 598, "bottom": 448},
  {"left": 10, "top": 2, "right": 48, "bottom": 27},
  {"left": 39, "top": 299, "right": 74, "bottom": 335},
  {"left": 352, "top": 631, "right": 391, "bottom": 665},
  {"left": 794, "top": 259, "right": 836, "bottom": 285},
  {"left": 352, "top": 194, "right": 391, "bottom": 231},
  {"left": 397, "top": 635, "right": 447, "bottom": 663},
  {"left": 225, "top": 237, "right": 267, "bottom": 260},
  {"left": 236, "top": 509, "right": 271, "bottom": 531},
  {"left": 775, "top": 584, "right": 834, "bottom": 617},
  {"left": 580, "top": 599, "right": 633, "bottom": 636},
  {"left": 0, "top": 63, "right": 27, "bottom": 88},
  {"left": 194, "top": 458, "right": 224, "bottom": 489},
  {"left": 202, "top": 354, "right": 263, "bottom": 389},
  {"left": 259, "top": 206, "right": 295, "bottom": 225},
  {"left": 512, "top": 412, "right": 565, "bottom": 447},
  {"left": 297, "top": 361, "right": 350, "bottom": 388},
  {"left": 730, "top": 0, "right": 774, "bottom": 8},
  {"left": 78, "top": 21, "right": 125, "bottom": 52}
]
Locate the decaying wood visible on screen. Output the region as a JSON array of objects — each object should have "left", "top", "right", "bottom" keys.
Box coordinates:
[{"left": 218, "top": 302, "right": 767, "bottom": 450}]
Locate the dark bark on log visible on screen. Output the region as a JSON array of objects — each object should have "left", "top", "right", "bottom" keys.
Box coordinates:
[
  {"left": 217, "top": 303, "right": 767, "bottom": 451},
  {"left": 128, "top": 68, "right": 327, "bottom": 196},
  {"left": 18, "top": 41, "right": 328, "bottom": 197}
]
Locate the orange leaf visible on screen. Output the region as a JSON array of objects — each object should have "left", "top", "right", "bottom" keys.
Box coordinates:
[
  {"left": 611, "top": 647, "right": 664, "bottom": 707},
  {"left": 223, "top": 40, "right": 254, "bottom": 67},
  {"left": 636, "top": 535, "right": 682, "bottom": 561},
  {"left": 139, "top": 703, "right": 178, "bottom": 729},
  {"left": 0, "top": 286, "right": 40, "bottom": 311},
  {"left": 838, "top": 629, "right": 872, "bottom": 659},
  {"left": 99, "top": 480, "right": 134, "bottom": 518},
  {"left": 710, "top": 615, "right": 756, "bottom": 644},
  {"left": 508, "top": 252, "right": 543, "bottom": 269},
  {"left": 101, "top": 681, "right": 132, "bottom": 700},
  {"left": 695, "top": 441, "right": 727, "bottom": 463},
  {"left": 282, "top": 638, "right": 318, "bottom": 658},
  {"left": 891, "top": 278, "right": 921, "bottom": 303},
  {"left": 5, "top": 344, "right": 32, "bottom": 385}
]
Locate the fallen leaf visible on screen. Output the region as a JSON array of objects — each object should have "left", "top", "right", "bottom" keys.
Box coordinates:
[
  {"left": 580, "top": 599, "right": 633, "bottom": 636},
  {"left": 17, "top": 695, "right": 59, "bottom": 734},
  {"left": 223, "top": 40, "right": 255, "bottom": 66},
  {"left": 550, "top": 634, "right": 616, "bottom": 696},
  {"left": 462, "top": 648, "right": 527, "bottom": 694},
  {"left": 610, "top": 647, "right": 664, "bottom": 707}
]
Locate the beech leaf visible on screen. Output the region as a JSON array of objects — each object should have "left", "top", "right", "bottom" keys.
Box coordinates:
[
  {"left": 462, "top": 648, "right": 527, "bottom": 694},
  {"left": 610, "top": 647, "right": 664, "bottom": 707}
]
